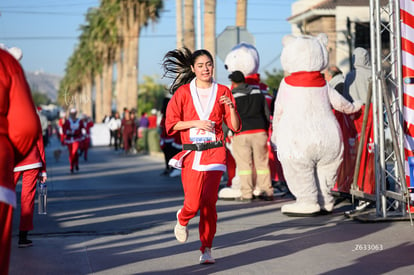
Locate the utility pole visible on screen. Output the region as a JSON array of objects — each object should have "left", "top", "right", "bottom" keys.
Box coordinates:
[
  {"left": 236, "top": 0, "right": 247, "bottom": 28},
  {"left": 183, "top": 0, "right": 195, "bottom": 51},
  {"left": 176, "top": 0, "right": 183, "bottom": 49}
]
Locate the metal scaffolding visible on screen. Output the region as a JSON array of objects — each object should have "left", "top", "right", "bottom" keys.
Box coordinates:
[{"left": 351, "top": 0, "right": 413, "bottom": 223}]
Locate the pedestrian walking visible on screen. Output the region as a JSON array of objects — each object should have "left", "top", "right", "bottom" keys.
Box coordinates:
[
  {"left": 62, "top": 108, "right": 85, "bottom": 173},
  {"left": 80, "top": 114, "right": 94, "bottom": 161},
  {"left": 121, "top": 110, "right": 136, "bottom": 154},
  {"left": 57, "top": 111, "right": 67, "bottom": 145},
  {"left": 0, "top": 46, "right": 40, "bottom": 275},
  {"left": 162, "top": 47, "right": 240, "bottom": 264},
  {"left": 108, "top": 112, "right": 122, "bottom": 150},
  {"left": 130, "top": 110, "right": 138, "bottom": 153},
  {"left": 13, "top": 130, "right": 47, "bottom": 248}
]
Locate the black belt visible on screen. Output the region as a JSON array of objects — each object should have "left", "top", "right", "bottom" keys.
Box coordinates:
[{"left": 182, "top": 140, "right": 223, "bottom": 151}]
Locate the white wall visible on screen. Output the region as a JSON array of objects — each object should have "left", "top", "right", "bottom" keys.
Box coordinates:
[
  {"left": 90, "top": 123, "right": 111, "bottom": 147},
  {"left": 335, "top": 6, "right": 371, "bottom": 75}
]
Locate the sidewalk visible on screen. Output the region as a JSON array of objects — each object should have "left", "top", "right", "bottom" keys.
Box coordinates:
[{"left": 9, "top": 137, "right": 414, "bottom": 275}]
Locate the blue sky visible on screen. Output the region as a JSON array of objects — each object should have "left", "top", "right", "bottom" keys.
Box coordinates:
[{"left": 0, "top": 0, "right": 295, "bottom": 85}]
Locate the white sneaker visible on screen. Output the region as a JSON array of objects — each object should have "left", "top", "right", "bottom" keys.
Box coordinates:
[
  {"left": 199, "top": 247, "right": 215, "bottom": 264},
  {"left": 174, "top": 209, "right": 188, "bottom": 243}
]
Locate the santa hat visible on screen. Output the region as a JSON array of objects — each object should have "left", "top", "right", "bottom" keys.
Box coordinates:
[
  {"left": 0, "top": 43, "right": 23, "bottom": 61},
  {"left": 8, "top": 47, "right": 23, "bottom": 61}
]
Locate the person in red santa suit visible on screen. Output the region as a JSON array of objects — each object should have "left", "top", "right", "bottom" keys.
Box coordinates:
[
  {"left": 62, "top": 108, "right": 85, "bottom": 173},
  {"left": 162, "top": 47, "right": 240, "bottom": 264},
  {"left": 80, "top": 114, "right": 94, "bottom": 161},
  {"left": 57, "top": 110, "right": 67, "bottom": 145},
  {"left": 0, "top": 47, "right": 40, "bottom": 275},
  {"left": 13, "top": 129, "right": 47, "bottom": 248}
]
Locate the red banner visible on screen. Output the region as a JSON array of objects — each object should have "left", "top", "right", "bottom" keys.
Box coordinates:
[{"left": 334, "top": 105, "right": 375, "bottom": 195}]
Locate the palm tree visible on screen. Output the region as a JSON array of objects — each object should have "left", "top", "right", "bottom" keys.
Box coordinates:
[
  {"left": 62, "top": 0, "right": 163, "bottom": 120},
  {"left": 78, "top": 13, "right": 101, "bottom": 117},
  {"left": 204, "top": 0, "right": 216, "bottom": 76},
  {"left": 117, "top": 0, "right": 163, "bottom": 112},
  {"left": 58, "top": 39, "right": 88, "bottom": 112},
  {"left": 236, "top": 0, "right": 247, "bottom": 28},
  {"left": 60, "top": 6, "right": 109, "bottom": 122},
  {"left": 101, "top": 0, "right": 126, "bottom": 114},
  {"left": 176, "top": 0, "right": 184, "bottom": 49},
  {"left": 92, "top": 4, "right": 119, "bottom": 121},
  {"left": 184, "top": 0, "right": 195, "bottom": 51}
]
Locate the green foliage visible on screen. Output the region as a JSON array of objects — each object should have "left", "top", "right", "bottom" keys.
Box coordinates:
[
  {"left": 263, "top": 69, "right": 285, "bottom": 96},
  {"left": 137, "top": 75, "right": 168, "bottom": 114},
  {"left": 32, "top": 91, "right": 51, "bottom": 106}
]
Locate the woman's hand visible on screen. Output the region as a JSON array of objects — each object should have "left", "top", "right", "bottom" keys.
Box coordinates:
[
  {"left": 173, "top": 120, "right": 214, "bottom": 131},
  {"left": 39, "top": 175, "right": 47, "bottom": 183},
  {"left": 195, "top": 120, "right": 215, "bottom": 132},
  {"left": 219, "top": 95, "right": 235, "bottom": 109},
  {"left": 220, "top": 95, "right": 240, "bottom": 131}
]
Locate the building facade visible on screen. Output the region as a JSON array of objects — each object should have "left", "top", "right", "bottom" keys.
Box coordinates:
[{"left": 288, "top": 0, "right": 389, "bottom": 75}]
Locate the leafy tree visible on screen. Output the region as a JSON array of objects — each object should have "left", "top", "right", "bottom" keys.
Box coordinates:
[
  {"left": 32, "top": 91, "right": 51, "bottom": 106},
  {"left": 263, "top": 69, "right": 285, "bottom": 96},
  {"left": 137, "top": 75, "right": 168, "bottom": 114}
]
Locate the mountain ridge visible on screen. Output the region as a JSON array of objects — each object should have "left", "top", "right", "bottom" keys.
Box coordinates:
[{"left": 26, "top": 71, "right": 61, "bottom": 102}]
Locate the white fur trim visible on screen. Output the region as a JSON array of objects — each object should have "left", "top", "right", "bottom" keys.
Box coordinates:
[
  {"left": 0, "top": 186, "right": 16, "bottom": 208},
  {"left": 168, "top": 158, "right": 181, "bottom": 169},
  {"left": 191, "top": 151, "right": 226, "bottom": 172},
  {"left": 14, "top": 162, "right": 42, "bottom": 172},
  {"left": 168, "top": 151, "right": 191, "bottom": 169},
  {"left": 190, "top": 78, "right": 217, "bottom": 120},
  {"left": 8, "top": 47, "right": 23, "bottom": 61}
]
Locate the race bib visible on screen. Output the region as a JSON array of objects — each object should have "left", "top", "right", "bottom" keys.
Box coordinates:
[{"left": 189, "top": 127, "right": 216, "bottom": 143}]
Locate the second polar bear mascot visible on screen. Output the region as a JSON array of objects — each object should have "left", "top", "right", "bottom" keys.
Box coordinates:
[{"left": 271, "top": 34, "right": 363, "bottom": 216}]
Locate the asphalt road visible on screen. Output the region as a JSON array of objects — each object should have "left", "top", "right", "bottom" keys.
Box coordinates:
[{"left": 9, "top": 136, "right": 414, "bottom": 275}]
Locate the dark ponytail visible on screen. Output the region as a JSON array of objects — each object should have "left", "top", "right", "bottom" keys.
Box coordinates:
[
  {"left": 162, "top": 47, "right": 195, "bottom": 94},
  {"left": 162, "top": 47, "right": 214, "bottom": 94}
]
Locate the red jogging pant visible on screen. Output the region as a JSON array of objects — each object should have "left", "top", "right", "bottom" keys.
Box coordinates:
[
  {"left": 178, "top": 163, "right": 222, "bottom": 253},
  {"left": 67, "top": 141, "right": 80, "bottom": 170},
  {"left": 14, "top": 169, "right": 38, "bottom": 231}
]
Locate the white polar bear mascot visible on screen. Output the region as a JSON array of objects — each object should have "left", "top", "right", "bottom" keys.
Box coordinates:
[
  {"left": 219, "top": 42, "right": 284, "bottom": 200},
  {"left": 218, "top": 42, "right": 268, "bottom": 200},
  {"left": 224, "top": 42, "right": 259, "bottom": 80},
  {"left": 271, "top": 34, "right": 363, "bottom": 216}
]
